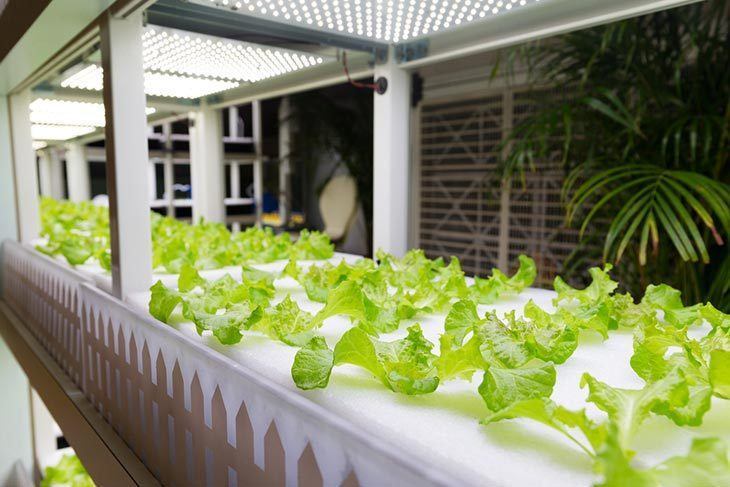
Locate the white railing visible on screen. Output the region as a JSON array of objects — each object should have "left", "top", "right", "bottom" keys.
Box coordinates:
[{"left": 1, "top": 240, "right": 453, "bottom": 487}]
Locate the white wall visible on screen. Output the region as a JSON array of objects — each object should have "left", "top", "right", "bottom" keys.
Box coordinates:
[
  {"left": 0, "top": 339, "right": 33, "bottom": 486},
  {"left": 0, "top": 96, "right": 33, "bottom": 487},
  {"left": 0, "top": 97, "right": 17, "bottom": 260}
]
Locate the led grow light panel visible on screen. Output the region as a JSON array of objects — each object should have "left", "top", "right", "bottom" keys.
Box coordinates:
[
  {"left": 61, "top": 65, "right": 239, "bottom": 99},
  {"left": 143, "top": 26, "right": 326, "bottom": 82},
  {"left": 30, "top": 98, "right": 156, "bottom": 127},
  {"left": 60, "top": 25, "right": 328, "bottom": 99},
  {"left": 31, "top": 124, "right": 96, "bottom": 141},
  {"left": 195, "top": 0, "right": 540, "bottom": 43}
]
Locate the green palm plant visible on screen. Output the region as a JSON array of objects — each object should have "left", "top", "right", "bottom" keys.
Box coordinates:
[{"left": 497, "top": 0, "right": 730, "bottom": 309}]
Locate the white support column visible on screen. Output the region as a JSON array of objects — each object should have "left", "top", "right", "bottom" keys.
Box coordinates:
[
  {"left": 228, "top": 106, "right": 242, "bottom": 139},
  {"left": 189, "top": 105, "right": 226, "bottom": 223},
  {"left": 497, "top": 90, "right": 514, "bottom": 272},
  {"left": 38, "top": 150, "right": 53, "bottom": 197},
  {"left": 278, "top": 97, "right": 292, "bottom": 227},
  {"left": 230, "top": 162, "right": 241, "bottom": 233},
  {"left": 100, "top": 11, "right": 152, "bottom": 299},
  {"left": 148, "top": 161, "right": 157, "bottom": 203},
  {"left": 65, "top": 142, "right": 90, "bottom": 202},
  {"left": 9, "top": 90, "right": 40, "bottom": 243},
  {"left": 373, "top": 47, "right": 410, "bottom": 256},
  {"left": 49, "top": 148, "right": 65, "bottom": 199},
  {"left": 162, "top": 122, "right": 175, "bottom": 218},
  {"left": 252, "top": 100, "right": 264, "bottom": 226}
]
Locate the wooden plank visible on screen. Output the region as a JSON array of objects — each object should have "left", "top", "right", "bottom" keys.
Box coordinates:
[{"left": 0, "top": 301, "right": 159, "bottom": 487}]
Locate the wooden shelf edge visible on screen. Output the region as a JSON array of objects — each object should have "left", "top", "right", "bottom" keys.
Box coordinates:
[{"left": 0, "top": 300, "right": 159, "bottom": 487}]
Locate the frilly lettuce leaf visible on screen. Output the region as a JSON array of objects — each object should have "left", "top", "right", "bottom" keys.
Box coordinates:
[
  {"left": 290, "top": 336, "right": 333, "bottom": 390},
  {"left": 470, "top": 255, "right": 537, "bottom": 304},
  {"left": 595, "top": 428, "right": 730, "bottom": 487},
  {"left": 254, "top": 295, "right": 317, "bottom": 346},
  {"left": 41, "top": 454, "right": 95, "bottom": 487},
  {"left": 292, "top": 325, "right": 439, "bottom": 395},
  {"left": 481, "top": 397, "right": 605, "bottom": 456},
  {"left": 580, "top": 371, "right": 688, "bottom": 451},
  {"left": 479, "top": 360, "right": 556, "bottom": 411}
]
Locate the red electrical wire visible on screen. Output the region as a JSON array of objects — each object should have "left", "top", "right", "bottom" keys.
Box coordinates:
[{"left": 342, "top": 51, "right": 380, "bottom": 91}]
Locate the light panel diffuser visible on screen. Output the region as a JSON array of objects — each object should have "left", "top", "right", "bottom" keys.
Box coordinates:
[
  {"left": 60, "top": 65, "right": 240, "bottom": 99},
  {"left": 31, "top": 124, "right": 96, "bottom": 141},
  {"left": 196, "top": 0, "right": 539, "bottom": 43},
  {"left": 142, "top": 26, "right": 325, "bottom": 82},
  {"left": 60, "top": 25, "right": 329, "bottom": 99},
  {"left": 30, "top": 98, "right": 156, "bottom": 127}
]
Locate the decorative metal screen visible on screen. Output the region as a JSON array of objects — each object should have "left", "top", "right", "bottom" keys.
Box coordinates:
[
  {"left": 417, "top": 94, "right": 504, "bottom": 276},
  {"left": 416, "top": 87, "right": 591, "bottom": 287}
]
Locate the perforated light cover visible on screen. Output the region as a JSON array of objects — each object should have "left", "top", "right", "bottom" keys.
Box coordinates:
[
  {"left": 193, "top": 0, "right": 541, "bottom": 43},
  {"left": 60, "top": 25, "right": 329, "bottom": 99}
]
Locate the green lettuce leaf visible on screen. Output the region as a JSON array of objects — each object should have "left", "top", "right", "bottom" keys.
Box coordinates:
[
  {"left": 709, "top": 349, "right": 730, "bottom": 399},
  {"left": 481, "top": 397, "right": 606, "bottom": 456},
  {"left": 595, "top": 428, "right": 730, "bottom": 487},
  {"left": 311, "top": 280, "right": 368, "bottom": 328},
  {"left": 178, "top": 264, "right": 205, "bottom": 292},
  {"left": 580, "top": 371, "right": 687, "bottom": 451},
  {"left": 255, "top": 296, "right": 317, "bottom": 346},
  {"left": 291, "top": 336, "right": 334, "bottom": 390},
  {"left": 189, "top": 303, "right": 262, "bottom": 345},
  {"left": 149, "top": 280, "right": 182, "bottom": 323},
  {"left": 294, "top": 325, "right": 439, "bottom": 395},
  {"left": 444, "top": 299, "right": 480, "bottom": 345},
  {"left": 435, "top": 334, "right": 485, "bottom": 381},
  {"left": 470, "top": 255, "right": 536, "bottom": 304},
  {"left": 478, "top": 313, "right": 531, "bottom": 368},
  {"left": 42, "top": 454, "right": 95, "bottom": 487},
  {"left": 479, "top": 360, "right": 556, "bottom": 411}
]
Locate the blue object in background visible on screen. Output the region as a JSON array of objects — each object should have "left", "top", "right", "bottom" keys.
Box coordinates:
[{"left": 262, "top": 192, "right": 278, "bottom": 213}]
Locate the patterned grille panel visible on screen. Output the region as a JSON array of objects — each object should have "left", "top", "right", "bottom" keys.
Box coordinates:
[
  {"left": 417, "top": 89, "right": 593, "bottom": 287},
  {"left": 418, "top": 95, "right": 503, "bottom": 275}
]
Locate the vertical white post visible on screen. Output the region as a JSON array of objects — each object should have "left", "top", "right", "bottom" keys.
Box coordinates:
[
  {"left": 228, "top": 106, "right": 241, "bottom": 139},
  {"left": 497, "top": 90, "right": 513, "bottom": 272},
  {"left": 373, "top": 47, "right": 410, "bottom": 256},
  {"left": 162, "top": 122, "right": 175, "bottom": 217},
  {"left": 230, "top": 162, "right": 241, "bottom": 233},
  {"left": 100, "top": 11, "right": 152, "bottom": 299},
  {"left": 9, "top": 90, "right": 40, "bottom": 243},
  {"left": 65, "top": 142, "right": 90, "bottom": 202},
  {"left": 189, "top": 105, "right": 225, "bottom": 223},
  {"left": 148, "top": 161, "right": 157, "bottom": 203},
  {"left": 49, "top": 148, "right": 64, "bottom": 199},
  {"left": 252, "top": 100, "right": 263, "bottom": 226},
  {"left": 0, "top": 97, "right": 19, "bottom": 247},
  {"left": 38, "top": 150, "right": 53, "bottom": 197},
  {"left": 278, "top": 97, "right": 292, "bottom": 227}
]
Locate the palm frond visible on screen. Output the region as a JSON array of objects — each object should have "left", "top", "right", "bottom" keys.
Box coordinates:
[{"left": 566, "top": 166, "right": 729, "bottom": 265}]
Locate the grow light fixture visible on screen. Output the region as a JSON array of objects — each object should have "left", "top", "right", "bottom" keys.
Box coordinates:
[
  {"left": 195, "top": 0, "right": 539, "bottom": 43},
  {"left": 61, "top": 65, "right": 240, "bottom": 99},
  {"left": 29, "top": 98, "right": 156, "bottom": 127},
  {"left": 31, "top": 124, "right": 96, "bottom": 141},
  {"left": 142, "top": 26, "right": 325, "bottom": 82},
  {"left": 60, "top": 25, "right": 328, "bottom": 99}
]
